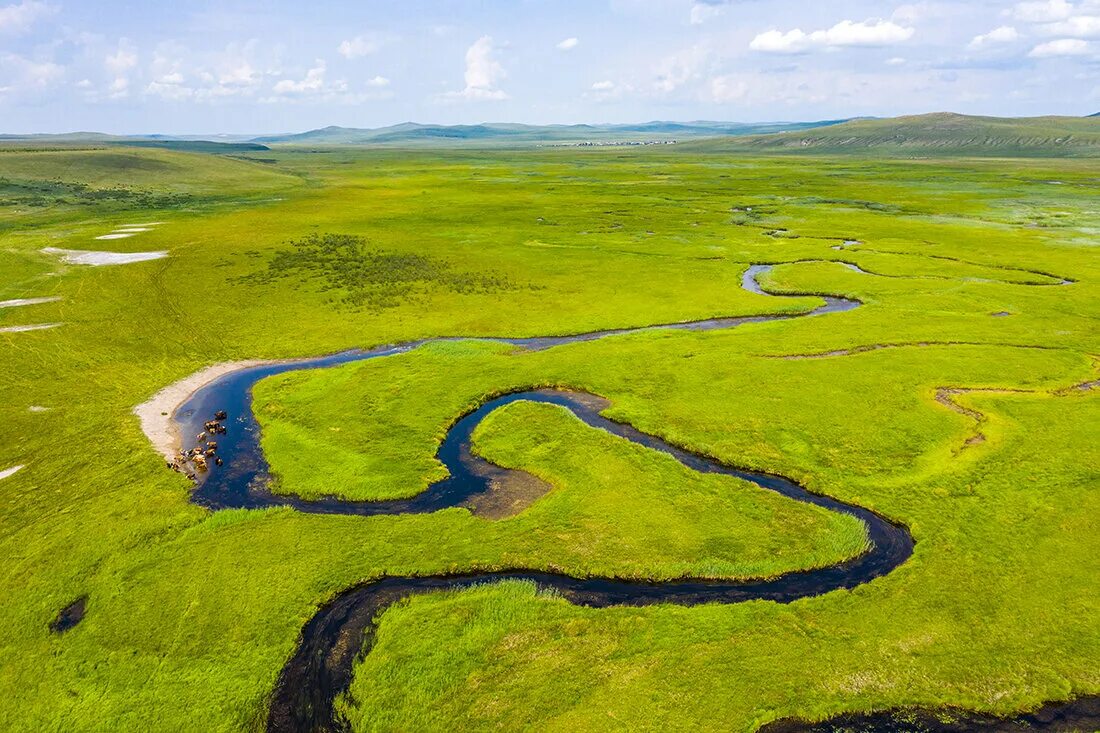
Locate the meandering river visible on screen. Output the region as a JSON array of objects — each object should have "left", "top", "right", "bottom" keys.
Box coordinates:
[{"left": 165, "top": 264, "right": 1089, "bottom": 732}]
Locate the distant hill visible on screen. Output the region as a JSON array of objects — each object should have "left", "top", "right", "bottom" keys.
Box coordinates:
[
  {"left": 112, "top": 140, "right": 269, "bottom": 153},
  {"left": 0, "top": 132, "right": 268, "bottom": 153},
  {"left": 251, "top": 120, "right": 850, "bottom": 146},
  {"left": 683, "top": 113, "right": 1100, "bottom": 157}
]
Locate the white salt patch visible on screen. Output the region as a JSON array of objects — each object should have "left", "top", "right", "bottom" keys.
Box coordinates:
[
  {"left": 28, "top": 406, "right": 50, "bottom": 413},
  {"left": 0, "top": 296, "right": 61, "bottom": 308},
  {"left": 0, "top": 323, "right": 61, "bottom": 333},
  {"left": 95, "top": 233, "right": 137, "bottom": 240},
  {"left": 42, "top": 247, "right": 168, "bottom": 266},
  {"left": 0, "top": 465, "right": 24, "bottom": 481}
]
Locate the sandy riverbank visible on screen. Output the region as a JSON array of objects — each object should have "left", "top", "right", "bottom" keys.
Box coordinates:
[{"left": 134, "top": 360, "right": 277, "bottom": 461}]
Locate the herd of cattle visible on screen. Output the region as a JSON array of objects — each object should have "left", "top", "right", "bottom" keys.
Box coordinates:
[{"left": 168, "top": 410, "right": 228, "bottom": 480}]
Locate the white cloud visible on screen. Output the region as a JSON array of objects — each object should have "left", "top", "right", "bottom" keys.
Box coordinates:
[
  {"left": 690, "top": 2, "right": 724, "bottom": 25},
  {"left": 968, "top": 26, "right": 1020, "bottom": 48},
  {"left": 338, "top": 35, "right": 380, "bottom": 59},
  {"left": 710, "top": 74, "right": 748, "bottom": 102},
  {"left": 366, "top": 75, "right": 389, "bottom": 87},
  {"left": 750, "top": 19, "right": 915, "bottom": 54},
  {"left": 443, "top": 35, "right": 508, "bottom": 101},
  {"left": 653, "top": 43, "right": 711, "bottom": 93},
  {"left": 272, "top": 60, "right": 341, "bottom": 95},
  {"left": 0, "top": 52, "right": 63, "bottom": 93},
  {"left": 146, "top": 71, "right": 192, "bottom": 100},
  {"left": 556, "top": 37, "right": 579, "bottom": 51},
  {"left": 0, "top": 0, "right": 55, "bottom": 35},
  {"left": 750, "top": 29, "right": 809, "bottom": 53},
  {"left": 886, "top": 56, "right": 907, "bottom": 65},
  {"left": 1043, "top": 15, "right": 1100, "bottom": 36},
  {"left": 1011, "top": 0, "right": 1074, "bottom": 22},
  {"left": 816, "top": 19, "right": 916, "bottom": 46},
  {"left": 583, "top": 78, "right": 632, "bottom": 102},
  {"left": 142, "top": 40, "right": 275, "bottom": 102},
  {"left": 107, "top": 76, "right": 129, "bottom": 99},
  {"left": 105, "top": 40, "right": 138, "bottom": 75},
  {"left": 1028, "top": 37, "right": 1094, "bottom": 54}
]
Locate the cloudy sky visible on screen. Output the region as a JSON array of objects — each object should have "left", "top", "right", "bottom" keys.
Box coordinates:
[{"left": 2, "top": 0, "right": 1098, "bottom": 134}]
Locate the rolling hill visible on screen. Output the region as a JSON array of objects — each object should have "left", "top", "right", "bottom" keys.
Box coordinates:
[
  {"left": 683, "top": 113, "right": 1100, "bottom": 157},
  {"left": 0, "top": 132, "right": 268, "bottom": 153},
  {"left": 250, "top": 120, "right": 850, "bottom": 146}
]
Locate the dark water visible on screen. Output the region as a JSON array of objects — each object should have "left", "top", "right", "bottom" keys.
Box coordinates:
[
  {"left": 165, "top": 265, "right": 1086, "bottom": 732},
  {"left": 48, "top": 596, "right": 87, "bottom": 633},
  {"left": 761, "top": 697, "right": 1100, "bottom": 732}
]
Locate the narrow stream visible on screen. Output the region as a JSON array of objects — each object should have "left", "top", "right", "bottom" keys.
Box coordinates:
[{"left": 166, "top": 264, "right": 1086, "bottom": 732}]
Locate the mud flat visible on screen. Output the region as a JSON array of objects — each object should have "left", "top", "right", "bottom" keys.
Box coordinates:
[
  {"left": 0, "top": 297, "right": 61, "bottom": 309},
  {"left": 42, "top": 247, "right": 168, "bottom": 266},
  {"left": 0, "top": 323, "right": 60, "bottom": 333},
  {"left": 0, "top": 465, "right": 25, "bottom": 481}
]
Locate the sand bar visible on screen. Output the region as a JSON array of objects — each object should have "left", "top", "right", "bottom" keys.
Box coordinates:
[{"left": 134, "top": 360, "right": 279, "bottom": 461}]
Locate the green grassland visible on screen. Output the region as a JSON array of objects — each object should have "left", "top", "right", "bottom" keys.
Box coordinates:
[
  {"left": 685, "top": 112, "right": 1100, "bottom": 157},
  {"left": 0, "top": 139, "right": 1096, "bottom": 731}
]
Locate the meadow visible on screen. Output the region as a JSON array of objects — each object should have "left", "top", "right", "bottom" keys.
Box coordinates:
[{"left": 0, "top": 141, "right": 1096, "bottom": 731}]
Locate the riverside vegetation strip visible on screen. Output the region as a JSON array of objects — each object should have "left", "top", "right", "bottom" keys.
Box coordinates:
[{"left": 0, "top": 143, "right": 1096, "bottom": 731}]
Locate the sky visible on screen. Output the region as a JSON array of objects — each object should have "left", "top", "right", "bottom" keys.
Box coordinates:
[{"left": 1, "top": 0, "right": 1099, "bottom": 134}]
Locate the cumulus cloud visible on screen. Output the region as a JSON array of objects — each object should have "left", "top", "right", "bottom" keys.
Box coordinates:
[
  {"left": 107, "top": 76, "right": 129, "bottom": 99},
  {"left": 338, "top": 35, "right": 380, "bottom": 59},
  {"left": 1043, "top": 14, "right": 1100, "bottom": 36},
  {"left": 0, "top": 0, "right": 55, "bottom": 35},
  {"left": 583, "top": 78, "right": 632, "bottom": 102},
  {"left": 1011, "top": 0, "right": 1075, "bottom": 22},
  {"left": 556, "top": 37, "right": 579, "bottom": 50},
  {"left": 145, "top": 71, "right": 192, "bottom": 100},
  {"left": 969, "top": 26, "right": 1020, "bottom": 48},
  {"left": 750, "top": 19, "right": 915, "bottom": 53},
  {"left": 366, "top": 75, "right": 389, "bottom": 87},
  {"left": 105, "top": 40, "right": 138, "bottom": 75},
  {"left": 443, "top": 35, "right": 508, "bottom": 101},
  {"left": 690, "top": 1, "right": 725, "bottom": 25},
  {"left": 1028, "top": 37, "right": 1094, "bottom": 54},
  {"left": 0, "top": 52, "right": 62, "bottom": 94},
  {"left": 272, "top": 60, "right": 344, "bottom": 95},
  {"left": 141, "top": 39, "right": 277, "bottom": 102}
]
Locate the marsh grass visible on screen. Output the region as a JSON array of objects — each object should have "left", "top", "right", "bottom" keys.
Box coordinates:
[
  {"left": 0, "top": 144, "right": 1095, "bottom": 732},
  {"left": 236, "top": 232, "right": 526, "bottom": 311}
]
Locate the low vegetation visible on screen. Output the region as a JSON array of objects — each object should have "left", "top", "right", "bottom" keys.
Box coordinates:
[
  {"left": 236, "top": 233, "right": 525, "bottom": 311},
  {"left": 686, "top": 112, "right": 1100, "bottom": 157},
  {"left": 0, "top": 138, "right": 1096, "bottom": 731}
]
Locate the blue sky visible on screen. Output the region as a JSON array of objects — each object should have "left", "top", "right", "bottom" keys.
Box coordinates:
[{"left": 1, "top": 0, "right": 1098, "bottom": 134}]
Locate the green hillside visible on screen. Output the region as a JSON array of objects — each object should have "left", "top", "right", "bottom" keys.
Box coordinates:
[
  {"left": 251, "top": 120, "right": 848, "bottom": 146},
  {"left": 684, "top": 113, "right": 1100, "bottom": 157}
]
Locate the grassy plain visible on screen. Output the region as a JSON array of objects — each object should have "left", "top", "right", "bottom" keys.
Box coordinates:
[{"left": 0, "top": 142, "right": 1096, "bottom": 731}]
